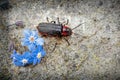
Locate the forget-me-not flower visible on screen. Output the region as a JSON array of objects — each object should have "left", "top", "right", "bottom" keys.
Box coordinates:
[
  {"left": 11, "top": 29, "right": 46, "bottom": 67},
  {"left": 11, "top": 50, "right": 33, "bottom": 66},
  {"left": 31, "top": 45, "right": 46, "bottom": 65},
  {"left": 21, "top": 30, "right": 44, "bottom": 51}
]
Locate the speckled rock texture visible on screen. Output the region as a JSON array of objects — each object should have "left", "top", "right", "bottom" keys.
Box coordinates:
[{"left": 0, "top": 0, "right": 120, "bottom": 80}]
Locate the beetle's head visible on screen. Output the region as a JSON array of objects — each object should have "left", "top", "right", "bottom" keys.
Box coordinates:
[{"left": 62, "top": 25, "right": 72, "bottom": 36}]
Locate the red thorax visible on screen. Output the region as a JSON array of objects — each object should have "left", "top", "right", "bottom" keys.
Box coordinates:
[{"left": 62, "top": 25, "right": 72, "bottom": 36}]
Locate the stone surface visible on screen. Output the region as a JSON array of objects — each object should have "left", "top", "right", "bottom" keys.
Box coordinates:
[{"left": 0, "top": 0, "right": 120, "bottom": 80}]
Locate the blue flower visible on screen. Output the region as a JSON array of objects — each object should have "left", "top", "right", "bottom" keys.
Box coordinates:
[
  {"left": 21, "top": 30, "right": 44, "bottom": 51},
  {"left": 31, "top": 45, "right": 46, "bottom": 65},
  {"left": 11, "top": 50, "right": 33, "bottom": 66},
  {"left": 10, "top": 29, "right": 46, "bottom": 67}
]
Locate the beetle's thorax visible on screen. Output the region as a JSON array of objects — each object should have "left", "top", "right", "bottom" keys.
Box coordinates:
[{"left": 62, "top": 25, "right": 72, "bottom": 36}]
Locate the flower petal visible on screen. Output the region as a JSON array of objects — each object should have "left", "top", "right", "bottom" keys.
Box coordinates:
[
  {"left": 22, "top": 51, "right": 31, "bottom": 58},
  {"left": 21, "top": 38, "right": 30, "bottom": 46},
  {"left": 36, "top": 38, "right": 44, "bottom": 45},
  {"left": 11, "top": 29, "right": 46, "bottom": 66},
  {"left": 23, "top": 30, "right": 31, "bottom": 38},
  {"left": 33, "top": 58, "right": 38, "bottom": 65},
  {"left": 28, "top": 44, "right": 36, "bottom": 51},
  {"left": 28, "top": 57, "right": 34, "bottom": 64},
  {"left": 37, "top": 58, "right": 41, "bottom": 64},
  {"left": 37, "top": 45, "right": 43, "bottom": 51},
  {"left": 31, "top": 31, "right": 38, "bottom": 37},
  {"left": 13, "top": 60, "right": 24, "bottom": 66},
  {"left": 41, "top": 49, "right": 46, "bottom": 57}
]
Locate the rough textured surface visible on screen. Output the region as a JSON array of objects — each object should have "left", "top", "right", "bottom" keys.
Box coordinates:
[{"left": 0, "top": 0, "right": 120, "bottom": 80}]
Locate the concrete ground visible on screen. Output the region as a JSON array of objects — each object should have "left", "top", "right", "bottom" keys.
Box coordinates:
[{"left": 0, "top": 0, "right": 120, "bottom": 80}]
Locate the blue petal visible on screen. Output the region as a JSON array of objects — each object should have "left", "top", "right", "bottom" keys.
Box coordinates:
[
  {"left": 31, "top": 45, "right": 42, "bottom": 57},
  {"left": 31, "top": 31, "right": 38, "bottom": 37},
  {"left": 31, "top": 51, "right": 37, "bottom": 57},
  {"left": 21, "top": 38, "right": 30, "bottom": 46},
  {"left": 22, "top": 52, "right": 34, "bottom": 64},
  {"left": 11, "top": 51, "right": 22, "bottom": 60},
  {"left": 13, "top": 60, "right": 24, "bottom": 67},
  {"left": 37, "top": 58, "right": 41, "bottom": 64},
  {"left": 28, "top": 57, "right": 34, "bottom": 64},
  {"left": 37, "top": 45, "right": 43, "bottom": 51},
  {"left": 41, "top": 49, "right": 46, "bottom": 57},
  {"left": 37, "top": 45, "right": 46, "bottom": 57},
  {"left": 31, "top": 45, "right": 40, "bottom": 53},
  {"left": 22, "top": 51, "right": 31, "bottom": 58},
  {"left": 36, "top": 38, "right": 44, "bottom": 45},
  {"left": 12, "top": 56, "right": 25, "bottom": 66},
  {"left": 33, "top": 58, "right": 38, "bottom": 65},
  {"left": 28, "top": 44, "right": 36, "bottom": 51},
  {"left": 13, "top": 50, "right": 16, "bottom": 54},
  {"left": 23, "top": 30, "right": 31, "bottom": 38},
  {"left": 13, "top": 54, "right": 22, "bottom": 60}
]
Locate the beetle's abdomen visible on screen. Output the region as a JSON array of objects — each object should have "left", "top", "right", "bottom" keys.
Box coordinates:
[{"left": 37, "top": 23, "right": 62, "bottom": 36}]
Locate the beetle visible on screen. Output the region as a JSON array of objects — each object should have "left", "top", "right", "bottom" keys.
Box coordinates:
[
  {"left": 37, "top": 18, "right": 83, "bottom": 41},
  {"left": 37, "top": 18, "right": 72, "bottom": 37},
  {"left": 37, "top": 17, "right": 84, "bottom": 52}
]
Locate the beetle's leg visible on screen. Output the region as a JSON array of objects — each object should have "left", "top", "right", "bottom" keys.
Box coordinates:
[
  {"left": 49, "top": 43, "right": 57, "bottom": 53},
  {"left": 46, "top": 17, "right": 49, "bottom": 22},
  {"left": 63, "top": 37, "right": 70, "bottom": 46},
  {"left": 57, "top": 17, "right": 60, "bottom": 24},
  {"left": 51, "top": 42, "right": 57, "bottom": 52},
  {"left": 65, "top": 19, "right": 69, "bottom": 25},
  {"left": 62, "top": 19, "right": 69, "bottom": 25},
  {"left": 51, "top": 21, "right": 56, "bottom": 24}
]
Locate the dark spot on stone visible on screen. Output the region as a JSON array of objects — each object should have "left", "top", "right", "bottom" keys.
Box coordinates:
[
  {"left": 94, "top": 19, "right": 97, "bottom": 22},
  {"left": 116, "top": 77, "right": 120, "bottom": 80},
  {"left": 110, "top": 4, "right": 114, "bottom": 8},
  {"left": 55, "top": 0, "right": 61, "bottom": 4},
  {"left": 70, "top": 63, "right": 77, "bottom": 71},
  {"left": 72, "top": 64, "right": 77, "bottom": 68},
  {"left": 116, "top": 0, "right": 120, "bottom": 4},
  {"left": 64, "top": 57, "right": 69, "bottom": 62},
  {"left": 98, "top": 0, "right": 103, "bottom": 6},
  {"left": 117, "top": 26, "right": 120, "bottom": 31},
  {"left": 106, "top": 25, "right": 110, "bottom": 31},
  {"left": 107, "top": 38, "right": 110, "bottom": 40},
  {"left": 75, "top": 54, "right": 79, "bottom": 58}
]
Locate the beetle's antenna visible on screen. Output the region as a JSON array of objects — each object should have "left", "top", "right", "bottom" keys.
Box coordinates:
[{"left": 72, "top": 22, "right": 85, "bottom": 30}]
